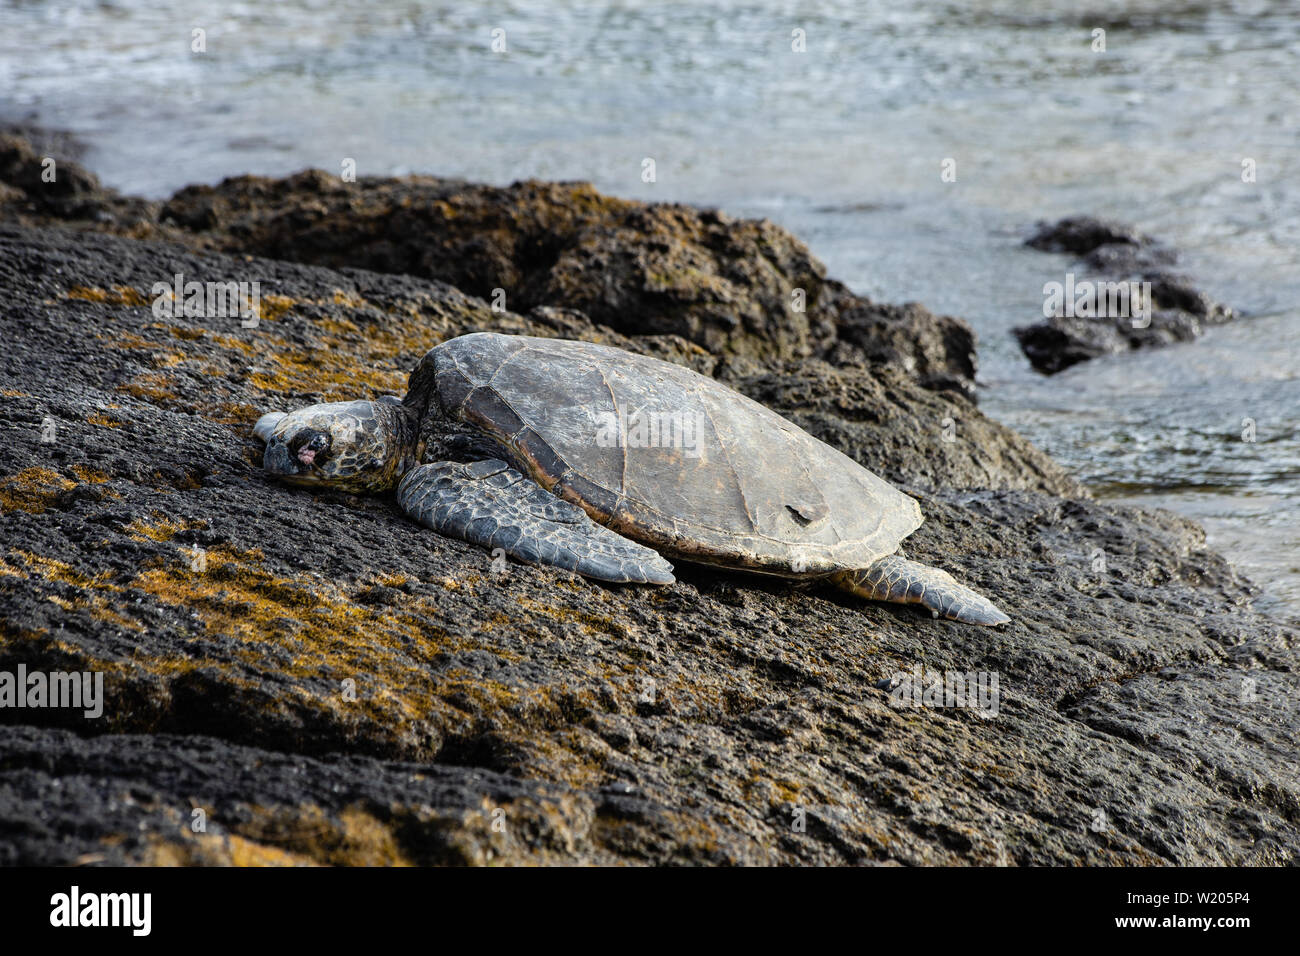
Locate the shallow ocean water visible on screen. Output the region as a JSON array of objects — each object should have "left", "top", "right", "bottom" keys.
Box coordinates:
[{"left": 3, "top": 0, "right": 1296, "bottom": 612}]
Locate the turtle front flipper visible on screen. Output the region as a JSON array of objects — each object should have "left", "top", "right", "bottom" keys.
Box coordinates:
[
  {"left": 832, "top": 555, "right": 1010, "bottom": 627},
  {"left": 397, "top": 460, "right": 675, "bottom": 585}
]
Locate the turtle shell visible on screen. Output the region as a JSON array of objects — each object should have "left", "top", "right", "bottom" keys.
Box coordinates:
[{"left": 427, "top": 332, "right": 922, "bottom": 575}]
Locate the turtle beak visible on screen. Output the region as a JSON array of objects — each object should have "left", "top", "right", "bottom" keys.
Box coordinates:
[{"left": 261, "top": 436, "right": 297, "bottom": 477}]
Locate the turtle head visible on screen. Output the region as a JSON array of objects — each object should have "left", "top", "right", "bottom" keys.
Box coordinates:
[{"left": 255, "top": 397, "right": 421, "bottom": 493}]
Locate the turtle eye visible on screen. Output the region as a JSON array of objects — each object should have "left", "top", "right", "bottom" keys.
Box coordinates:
[{"left": 289, "top": 429, "right": 331, "bottom": 466}]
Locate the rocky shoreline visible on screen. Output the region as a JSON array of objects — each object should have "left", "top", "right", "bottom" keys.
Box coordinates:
[
  {"left": 1, "top": 133, "right": 1296, "bottom": 865},
  {"left": 1015, "top": 216, "right": 1238, "bottom": 374}
]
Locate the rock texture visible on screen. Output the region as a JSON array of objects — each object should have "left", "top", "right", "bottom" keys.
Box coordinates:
[
  {"left": 1, "top": 139, "right": 1296, "bottom": 866},
  {"left": 0, "top": 138, "right": 980, "bottom": 399},
  {"left": 1015, "top": 216, "right": 1237, "bottom": 374}
]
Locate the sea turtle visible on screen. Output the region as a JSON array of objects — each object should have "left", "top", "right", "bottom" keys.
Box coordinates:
[{"left": 254, "top": 332, "right": 1010, "bottom": 626}]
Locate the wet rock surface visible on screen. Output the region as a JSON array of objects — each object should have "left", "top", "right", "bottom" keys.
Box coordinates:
[
  {"left": 1, "top": 143, "right": 1296, "bottom": 866},
  {"left": 1015, "top": 216, "right": 1238, "bottom": 374}
]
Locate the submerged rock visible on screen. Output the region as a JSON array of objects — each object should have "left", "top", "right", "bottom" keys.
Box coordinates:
[
  {"left": 1015, "top": 216, "right": 1237, "bottom": 374},
  {"left": 1025, "top": 216, "right": 1150, "bottom": 256},
  {"left": 0, "top": 150, "right": 1296, "bottom": 866}
]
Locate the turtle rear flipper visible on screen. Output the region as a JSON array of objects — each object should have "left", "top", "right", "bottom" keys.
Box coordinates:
[
  {"left": 833, "top": 556, "right": 1010, "bottom": 627},
  {"left": 397, "top": 460, "right": 675, "bottom": 585}
]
